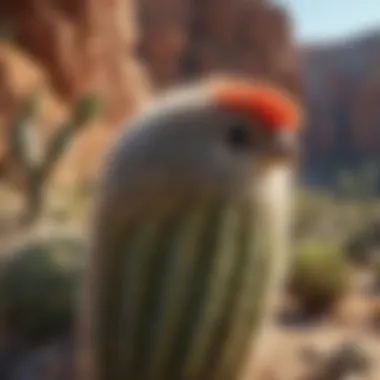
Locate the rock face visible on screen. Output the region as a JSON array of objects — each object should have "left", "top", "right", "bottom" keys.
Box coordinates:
[
  {"left": 138, "top": 0, "right": 303, "bottom": 99},
  {"left": 301, "top": 30, "right": 380, "bottom": 183},
  {"left": 0, "top": 0, "right": 150, "bottom": 124}
]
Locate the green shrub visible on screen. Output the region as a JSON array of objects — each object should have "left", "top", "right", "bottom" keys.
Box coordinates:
[
  {"left": 0, "top": 233, "right": 85, "bottom": 343},
  {"left": 288, "top": 239, "right": 349, "bottom": 315}
]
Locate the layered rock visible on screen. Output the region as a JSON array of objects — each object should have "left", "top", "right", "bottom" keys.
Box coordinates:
[
  {"left": 0, "top": 0, "right": 150, "bottom": 124},
  {"left": 301, "top": 30, "right": 380, "bottom": 178},
  {"left": 138, "top": 0, "right": 302, "bottom": 99}
]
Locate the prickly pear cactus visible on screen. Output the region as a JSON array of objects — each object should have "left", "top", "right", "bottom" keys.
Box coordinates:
[{"left": 0, "top": 233, "right": 85, "bottom": 343}]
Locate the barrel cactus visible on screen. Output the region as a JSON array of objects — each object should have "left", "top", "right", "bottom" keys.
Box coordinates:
[
  {"left": 0, "top": 233, "right": 85, "bottom": 343},
  {"left": 288, "top": 239, "right": 349, "bottom": 315}
]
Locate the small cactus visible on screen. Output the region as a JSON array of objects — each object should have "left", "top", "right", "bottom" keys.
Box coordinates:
[
  {"left": 288, "top": 239, "right": 349, "bottom": 315},
  {"left": 70, "top": 93, "right": 102, "bottom": 128},
  {"left": 3, "top": 91, "right": 102, "bottom": 228},
  {"left": 0, "top": 233, "right": 85, "bottom": 343},
  {"left": 11, "top": 91, "right": 44, "bottom": 168}
]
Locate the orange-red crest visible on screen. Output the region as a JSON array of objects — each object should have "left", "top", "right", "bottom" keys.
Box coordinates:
[{"left": 211, "top": 78, "right": 303, "bottom": 131}]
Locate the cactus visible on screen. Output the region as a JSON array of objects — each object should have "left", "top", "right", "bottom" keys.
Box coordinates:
[
  {"left": 38, "top": 93, "right": 102, "bottom": 180},
  {"left": 288, "top": 239, "right": 349, "bottom": 315},
  {"left": 78, "top": 197, "right": 282, "bottom": 380},
  {"left": 0, "top": 233, "right": 85, "bottom": 343},
  {"left": 4, "top": 92, "right": 102, "bottom": 228},
  {"left": 71, "top": 93, "right": 102, "bottom": 127}
]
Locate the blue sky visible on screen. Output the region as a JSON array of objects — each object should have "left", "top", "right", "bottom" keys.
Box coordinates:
[{"left": 279, "top": 0, "right": 380, "bottom": 43}]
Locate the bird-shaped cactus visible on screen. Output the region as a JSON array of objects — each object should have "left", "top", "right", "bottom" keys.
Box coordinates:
[{"left": 76, "top": 76, "right": 302, "bottom": 380}]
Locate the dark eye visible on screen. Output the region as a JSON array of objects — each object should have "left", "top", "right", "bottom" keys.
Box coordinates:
[{"left": 226, "top": 122, "right": 251, "bottom": 149}]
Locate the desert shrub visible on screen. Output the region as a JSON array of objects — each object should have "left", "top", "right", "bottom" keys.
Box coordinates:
[{"left": 288, "top": 239, "right": 349, "bottom": 315}]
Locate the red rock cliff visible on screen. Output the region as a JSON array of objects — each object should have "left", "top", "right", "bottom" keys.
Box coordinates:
[
  {"left": 138, "top": 0, "right": 303, "bottom": 99},
  {"left": 0, "top": 0, "right": 150, "bottom": 124},
  {"left": 301, "top": 30, "right": 380, "bottom": 167}
]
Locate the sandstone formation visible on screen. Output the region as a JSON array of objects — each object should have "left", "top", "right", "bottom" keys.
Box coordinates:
[
  {"left": 0, "top": 0, "right": 150, "bottom": 124},
  {"left": 137, "top": 0, "right": 303, "bottom": 99},
  {"left": 301, "top": 30, "right": 380, "bottom": 183}
]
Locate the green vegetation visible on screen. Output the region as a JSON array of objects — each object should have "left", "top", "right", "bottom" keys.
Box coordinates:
[
  {"left": 290, "top": 187, "right": 380, "bottom": 316},
  {"left": 0, "top": 233, "right": 85, "bottom": 343},
  {"left": 288, "top": 239, "right": 350, "bottom": 314},
  {"left": 4, "top": 91, "right": 101, "bottom": 228}
]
